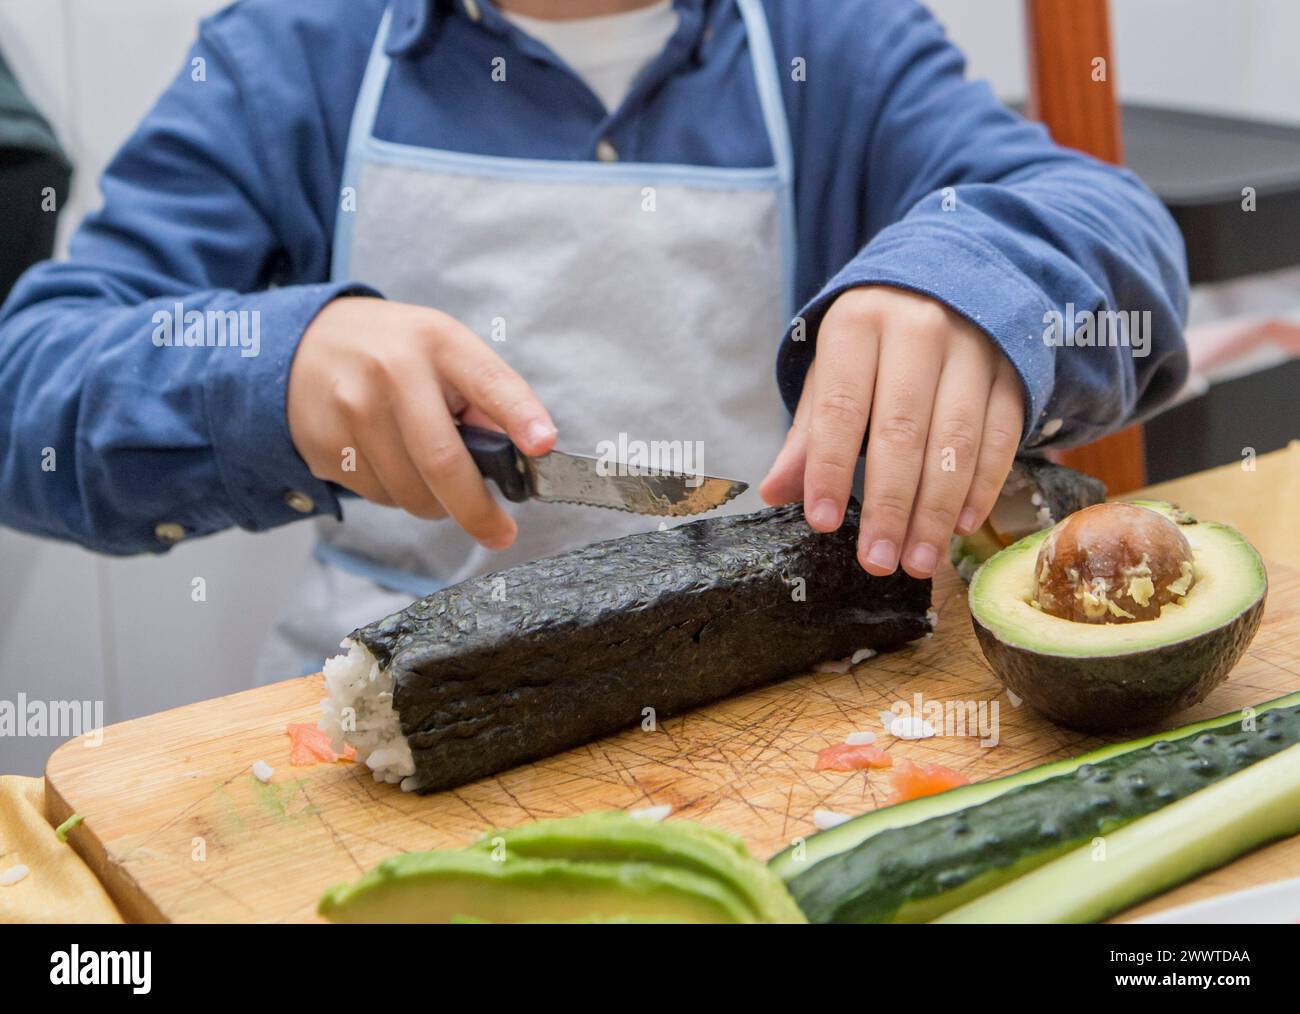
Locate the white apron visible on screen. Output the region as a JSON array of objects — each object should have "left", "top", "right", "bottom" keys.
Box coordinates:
[{"left": 259, "top": 0, "right": 796, "bottom": 676}]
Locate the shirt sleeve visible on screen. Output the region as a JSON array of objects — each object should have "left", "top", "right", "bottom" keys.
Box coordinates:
[
  {"left": 775, "top": 0, "right": 1190, "bottom": 449},
  {"left": 0, "top": 23, "right": 375, "bottom": 555}
]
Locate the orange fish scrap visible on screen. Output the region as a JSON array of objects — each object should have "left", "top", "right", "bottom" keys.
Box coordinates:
[
  {"left": 883, "top": 758, "right": 968, "bottom": 804},
  {"left": 286, "top": 722, "right": 356, "bottom": 766},
  {"left": 814, "top": 743, "right": 894, "bottom": 771}
]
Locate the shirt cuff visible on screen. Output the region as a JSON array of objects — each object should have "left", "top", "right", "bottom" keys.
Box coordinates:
[
  {"left": 777, "top": 221, "right": 1058, "bottom": 446},
  {"left": 203, "top": 281, "right": 378, "bottom": 533}
]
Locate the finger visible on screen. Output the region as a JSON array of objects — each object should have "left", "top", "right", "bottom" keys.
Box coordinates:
[
  {"left": 899, "top": 341, "right": 995, "bottom": 578},
  {"left": 760, "top": 361, "right": 816, "bottom": 505},
  {"left": 393, "top": 380, "right": 518, "bottom": 548},
  {"left": 802, "top": 317, "right": 880, "bottom": 532},
  {"left": 332, "top": 449, "right": 399, "bottom": 509},
  {"left": 304, "top": 416, "right": 400, "bottom": 508},
  {"left": 435, "top": 319, "right": 557, "bottom": 456},
  {"left": 957, "top": 361, "right": 1024, "bottom": 534},
  {"left": 857, "top": 327, "right": 944, "bottom": 575},
  {"left": 359, "top": 410, "right": 450, "bottom": 521}
]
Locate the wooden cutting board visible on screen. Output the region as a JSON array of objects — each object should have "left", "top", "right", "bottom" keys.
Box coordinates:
[{"left": 46, "top": 557, "right": 1300, "bottom": 923}]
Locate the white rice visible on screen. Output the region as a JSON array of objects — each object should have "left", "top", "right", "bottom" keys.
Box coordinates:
[
  {"left": 850, "top": 647, "right": 877, "bottom": 665},
  {"left": 889, "top": 716, "right": 937, "bottom": 740},
  {"left": 0, "top": 864, "right": 29, "bottom": 887},
  {"left": 813, "top": 808, "right": 853, "bottom": 831},
  {"left": 320, "top": 638, "right": 415, "bottom": 789},
  {"left": 844, "top": 730, "right": 877, "bottom": 746},
  {"left": 628, "top": 804, "right": 673, "bottom": 822},
  {"left": 250, "top": 760, "right": 274, "bottom": 783}
]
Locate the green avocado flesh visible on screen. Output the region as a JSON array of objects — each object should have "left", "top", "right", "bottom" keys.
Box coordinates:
[
  {"left": 968, "top": 501, "right": 1267, "bottom": 731},
  {"left": 779, "top": 692, "right": 1300, "bottom": 923},
  {"left": 318, "top": 850, "right": 752, "bottom": 923},
  {"left": 470, "top": 811, "right": 805, "bottom": 923},
  {"left": 939, "top": 741, "right": 1300, "bottom": 923},
  {"left": 320, "top": 812, "right": 805, "bottom": 924}
]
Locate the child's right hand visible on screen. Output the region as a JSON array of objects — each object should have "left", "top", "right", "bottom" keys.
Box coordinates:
[{"left": 287, "top": 297, "right": 556, "bottom": 550}]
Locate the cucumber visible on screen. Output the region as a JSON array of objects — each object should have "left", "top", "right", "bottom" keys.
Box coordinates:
[
  {"left": 770, "top": 689, "right": 1300, "bottom": 881},
  {"left": 779, "top": 691, "right": 1300, "bottom": 923},
  {"left": 938, "top": 741, "right": 1300, "bottom": 923}
]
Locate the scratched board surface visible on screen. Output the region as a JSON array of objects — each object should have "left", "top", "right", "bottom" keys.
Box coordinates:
[{"left": 45, "top": 558, "right": 1300, "bottom": 924}]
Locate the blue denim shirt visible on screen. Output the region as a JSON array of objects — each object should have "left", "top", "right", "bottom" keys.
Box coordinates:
[{"left": 0, "top": 0, "right": 1188, "bottom": 554}]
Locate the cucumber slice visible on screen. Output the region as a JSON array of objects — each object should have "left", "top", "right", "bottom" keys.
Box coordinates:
[
  {"left": 938, "top": 741, "right": 1300, "bottom": 923},
  {"left": 769, "top": 689, "right": 1300, "bottom": 881}
]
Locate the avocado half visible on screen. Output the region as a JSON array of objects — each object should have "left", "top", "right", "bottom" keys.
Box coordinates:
[{"left": 968, "top": 501, "right": 1267, "bottom": 732}]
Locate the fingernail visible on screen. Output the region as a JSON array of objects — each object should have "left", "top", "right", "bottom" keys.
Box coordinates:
[
  {"left": 526, "top": 420, "right": 556, "bottom": 450},
  {"left": 907, "top": 542, "right": 939, "bottom": 577},
  {"left": 957, "top": 508, "right": 979, "bottom": 534},
  {"left": 807, "top": 499, "right": 841, "bottom": 531},
  {"left": 865, "top": 539, "right": 898, "bottom": 571}
]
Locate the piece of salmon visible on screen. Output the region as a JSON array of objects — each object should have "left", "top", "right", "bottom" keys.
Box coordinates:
[
  {"left": 814, "top": 743, "right": 893, "bottom": 772},
  {"left": 287, "top": 723, "right": 356, "bottom": 766},
  {"left": 883, "top": 758, "right": 968, "bottom": 803}
]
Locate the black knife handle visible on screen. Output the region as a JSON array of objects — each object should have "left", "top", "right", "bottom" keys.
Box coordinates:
[{"left": 459, "top": 424, "right": 532, "bottom": 502}]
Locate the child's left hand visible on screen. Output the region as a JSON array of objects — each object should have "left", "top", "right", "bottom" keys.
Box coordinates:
[{"left": 760, "top": 286, "right": 1025, "bottom": 579}]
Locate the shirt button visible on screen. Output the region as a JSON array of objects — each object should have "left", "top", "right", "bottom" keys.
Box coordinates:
[
  {"left": 595, "top": 138, "right": 619, "bottom": 163},
  {"left": 154, "top": 522, "right": 186, "bottom": 545},
  {"left": 463, "top": 0, "right": 482, "bottom": 22},
  {"left": 283, "top": 490, "right": 316, "bottom": 514}
]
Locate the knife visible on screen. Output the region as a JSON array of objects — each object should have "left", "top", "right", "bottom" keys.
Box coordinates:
[{"left": 459, "top": 424, "right": 748, "bottom": 517}]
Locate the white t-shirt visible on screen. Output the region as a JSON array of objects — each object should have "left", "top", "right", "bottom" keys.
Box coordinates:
[{"left": 501, "top": 1, "right": 680, "bottom": 114}]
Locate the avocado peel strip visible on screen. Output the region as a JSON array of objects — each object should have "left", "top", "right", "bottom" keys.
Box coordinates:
[{"left": 320, "top": 811, "right": 805, "bottom": 924}]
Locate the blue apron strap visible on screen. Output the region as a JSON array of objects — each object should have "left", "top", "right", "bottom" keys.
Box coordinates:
[
  {"left": 735, "top": 0, "right": 797, "bottom": 322},
  {"left": 331, "top": 4, "right": 396, "bottom": 284}
]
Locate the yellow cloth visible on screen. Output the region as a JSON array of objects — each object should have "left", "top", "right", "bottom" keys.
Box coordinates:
[
  {"left": 0, "top": 776, "right": 122, "bottom": 923},
  {"left": 0, "top": 442, "right": 1294, "bottom": 923}
]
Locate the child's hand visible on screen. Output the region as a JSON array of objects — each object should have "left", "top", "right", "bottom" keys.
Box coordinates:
[
  {"left": 760, "top": 286, "right": 1024, "bottom": 578},
  {"left": 288, "top": 297, "right": 556, "bottom": 550}
]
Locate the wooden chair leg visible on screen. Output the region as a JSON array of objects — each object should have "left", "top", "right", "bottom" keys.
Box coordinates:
[{"left": 1025, "top": 0, "right": 1148, "bottom": 492}]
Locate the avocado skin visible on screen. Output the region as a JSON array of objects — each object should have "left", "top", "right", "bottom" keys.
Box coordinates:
[
  {"left": 971, "top": 593, "right": 1266, "bottom": 732},
  {"left": 354, "top": 500, "right": 931, "bottom": 794}
]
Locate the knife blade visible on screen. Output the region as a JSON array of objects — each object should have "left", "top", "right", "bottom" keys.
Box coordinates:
[{"left": 459, "top": 424, "right": 748, "bottom": 517}]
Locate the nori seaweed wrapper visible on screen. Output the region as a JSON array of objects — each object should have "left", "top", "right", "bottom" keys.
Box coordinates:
[
  {"left": 352, "top": 500, "right": 932, "bottom": 794},
  {"left": 1013, "top": 456, "right": 1107, "bottom": 520}
]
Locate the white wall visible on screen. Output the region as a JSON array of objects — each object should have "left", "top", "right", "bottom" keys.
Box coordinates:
[
  {"left": 2, "top": 0, "right": 1299, "bottom": 775},
  {"left": 928, "top": 0, "right": 1300, "bottom": 126},
  {"left": 0, "top": 0, "right": 313, "bottom": 776}
]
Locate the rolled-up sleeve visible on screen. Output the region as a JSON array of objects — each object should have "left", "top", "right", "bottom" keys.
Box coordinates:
[{"left": 0, "top": 17, "right": 377, "bottom": 554}]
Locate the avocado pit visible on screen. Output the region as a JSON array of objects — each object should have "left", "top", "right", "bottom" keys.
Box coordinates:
[{"left": 1032, "top": 502, "right": 1196, "bottom": 624}]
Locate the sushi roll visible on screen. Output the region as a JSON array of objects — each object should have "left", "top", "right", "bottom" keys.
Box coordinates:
[{"left": 320, "top": 501, "right": 933, "bottom": 793}]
